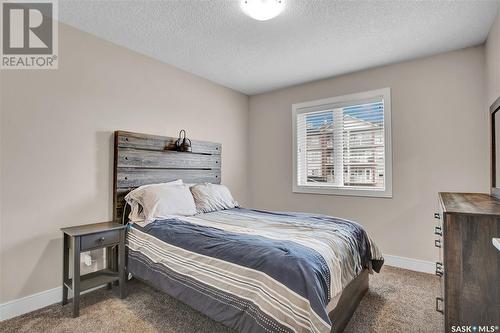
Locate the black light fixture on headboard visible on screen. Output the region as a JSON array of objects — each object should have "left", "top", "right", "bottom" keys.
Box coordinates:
[{"left": 175, "top": 130, "right": 192, "bottom": 152}]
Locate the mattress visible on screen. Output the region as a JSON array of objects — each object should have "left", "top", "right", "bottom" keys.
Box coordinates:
[{"left": 126, "top": 208, "right": 383, "bottom": 333}]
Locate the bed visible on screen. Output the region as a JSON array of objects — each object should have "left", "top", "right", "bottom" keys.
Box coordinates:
[{"left": 112, "top": 131, "right": 384, "bottom": 333}]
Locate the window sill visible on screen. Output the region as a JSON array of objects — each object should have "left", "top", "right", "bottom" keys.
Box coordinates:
[{"left": 293, "top": 185, "right": 392, "bottom": 198}]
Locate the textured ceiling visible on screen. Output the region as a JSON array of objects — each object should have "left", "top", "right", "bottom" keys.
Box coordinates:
[{"left": 59, "top": 0, "right": 500, "bottom": 95}]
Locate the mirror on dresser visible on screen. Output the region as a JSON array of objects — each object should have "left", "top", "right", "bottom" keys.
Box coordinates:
[{"left": 490, "top": 95, "right": 500, "bottom": 198}]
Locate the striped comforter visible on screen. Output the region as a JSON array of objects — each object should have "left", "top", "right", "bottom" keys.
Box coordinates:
[{"left": 126, "top": 208, "right": 383, "bottom": 333}]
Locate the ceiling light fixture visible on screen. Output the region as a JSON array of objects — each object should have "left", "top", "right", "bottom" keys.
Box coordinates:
[{"left": 240, "top": 0, "right": 285, "bottom": 21}]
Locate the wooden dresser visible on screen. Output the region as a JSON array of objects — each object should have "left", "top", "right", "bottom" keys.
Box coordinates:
[{"left": 435, "top": 193, "right": 500, "bottom": 332}]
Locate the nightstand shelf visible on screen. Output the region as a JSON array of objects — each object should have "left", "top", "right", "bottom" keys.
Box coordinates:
[
  {"left": 61, "top": 221, "right": 126, "bottom": 317},
  {"left": 64, "top": 269, "right": 120, "bottom": 292}
]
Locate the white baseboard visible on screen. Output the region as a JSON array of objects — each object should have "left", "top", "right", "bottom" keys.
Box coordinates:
[
  {"left": 0, "top": 285, "right": 105, "bottom": 321},
  {"left": 384, "top": 254, "right": 435, "bottom": 274},
  {"left": 0, "top": 286, "right": 61, "bottom": 321}
]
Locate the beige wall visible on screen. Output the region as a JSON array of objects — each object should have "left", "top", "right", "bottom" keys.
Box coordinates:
[
  {"left": 0, "top": 24, "right": 249, "bottom": 303},
  {"left": 486, "top": 9, "right": 500, "bottom": 106},
  {"left": 0, "top": 70, "right": 3, "bottom": 304},
  {"left": 1, "top": 16, "right": 496, "bottom": 306},
  {"left": 248, "top": 46, "right": 488, "bottom": 263}
]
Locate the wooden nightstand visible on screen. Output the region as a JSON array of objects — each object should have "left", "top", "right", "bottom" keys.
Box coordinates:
[{"left": 61, "top": 222, "right": 126, "bottom": 317}]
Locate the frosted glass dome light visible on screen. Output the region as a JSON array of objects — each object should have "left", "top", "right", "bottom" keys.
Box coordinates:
[{"left": 240, "top": 0, "right": 286, "bottom": 21}]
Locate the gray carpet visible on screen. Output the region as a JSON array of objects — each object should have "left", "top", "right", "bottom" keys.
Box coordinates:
[{"left": 1, "top": 266, "right": 443, "bottom": 333}]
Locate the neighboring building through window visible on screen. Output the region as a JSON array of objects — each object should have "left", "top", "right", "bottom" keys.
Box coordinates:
[{"left": 292, "top": 88, "right": 392, "bottom": 197}]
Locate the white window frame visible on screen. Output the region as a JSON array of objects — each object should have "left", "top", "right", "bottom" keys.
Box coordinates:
[{"left": 292, "top": 88, "right": 392, "bottom": 198}]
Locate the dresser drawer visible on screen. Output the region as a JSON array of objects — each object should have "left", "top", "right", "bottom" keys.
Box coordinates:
[
  {"left": 434, "top": 208, "right": 445, "bottom": 315},
  {"left": 81, "top": 230, "right": 120, "bottom": 251}
]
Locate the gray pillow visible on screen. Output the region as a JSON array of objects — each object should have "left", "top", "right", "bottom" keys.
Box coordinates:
[{"left": 190, "top": 183, "right": 238, "bottom": 214}]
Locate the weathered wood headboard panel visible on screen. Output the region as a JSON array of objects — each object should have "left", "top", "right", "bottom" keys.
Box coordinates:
[{"left": 113, "top": 130, "right": 222, "bottom": 222}]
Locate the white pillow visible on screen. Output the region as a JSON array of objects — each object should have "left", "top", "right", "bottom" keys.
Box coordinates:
[
  {"left": 125, "top": 180, "right": 196, "bottom": 223},
  {"left": 190, "top": 183, "right": 238, "bottom": 213},
  {"left": 140, "top": 184, "right": 197, "bottom": 222}
]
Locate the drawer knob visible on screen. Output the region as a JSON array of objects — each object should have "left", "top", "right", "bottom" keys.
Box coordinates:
[
  {"left": 434, "top": 239, "right": 442, "bottom": 248},
  {"left": 435, "top": 297, "right": 444, "bottom": 314},
  {"left": 434, "top": 226, "right": 442, "bottom": 236},
  {"left": 435, "top": 262, "right": 443, "bottom": 277}
]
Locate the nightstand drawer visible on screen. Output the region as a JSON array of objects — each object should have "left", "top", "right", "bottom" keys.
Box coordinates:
[{"left": 81, "top": 230, "right": 120, "bottom": 251}]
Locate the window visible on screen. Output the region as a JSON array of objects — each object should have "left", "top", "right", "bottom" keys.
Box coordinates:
[{"left": 292, "top": 88, "right": 392, "bottom": 197}]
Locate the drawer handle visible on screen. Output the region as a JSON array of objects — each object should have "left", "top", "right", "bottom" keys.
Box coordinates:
[
  {"left": 434, "top": 239, "right": 441, "bottom": 248},
  {"left": 434, "top": 226, "right": 442, "bottom": 236},
  {"left": 434, "top": 213, "right": 441, "bottom": 220},
  {"left": 435, "top": 262, "right": 443, "bottom": 277},
  {"left": 435, "top": 297, "right": 444, "bottom": 314},
  {"left": 97, "top": 237, "right": 105, "bottom": 243}
]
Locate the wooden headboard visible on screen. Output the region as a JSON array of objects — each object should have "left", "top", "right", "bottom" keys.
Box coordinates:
[{"left": 113, "top": 130, "right": 222, "bottom": 223}]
